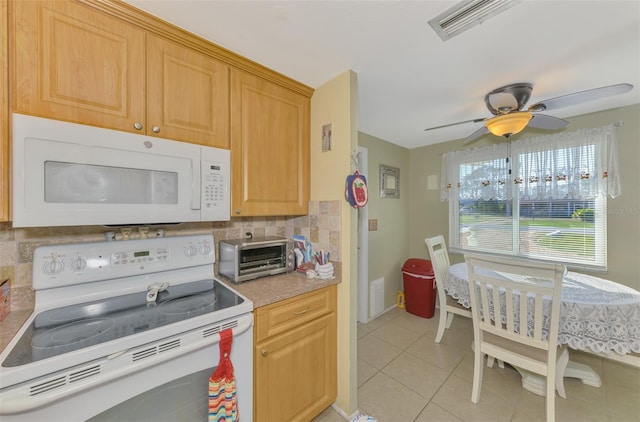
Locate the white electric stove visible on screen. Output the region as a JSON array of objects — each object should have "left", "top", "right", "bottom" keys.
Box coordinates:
[{"left": 0, "top": 234, "right": 253, "bottom": 421}]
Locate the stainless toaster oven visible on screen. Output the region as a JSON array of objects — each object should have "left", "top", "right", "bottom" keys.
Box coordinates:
[{"left": 218, "top": 237, "right": 295, "bottom": 283}]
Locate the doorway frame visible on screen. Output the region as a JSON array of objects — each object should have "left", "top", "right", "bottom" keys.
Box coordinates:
[{"left": 357, "top": 146, "right": 369, "bottom": 324}]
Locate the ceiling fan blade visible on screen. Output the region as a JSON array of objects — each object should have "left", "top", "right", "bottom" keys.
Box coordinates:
[
  {"left": 527, "top": 114, "right": 569, "bottom": 130},
  {"left": 462, "top": 126, "right": 489, "bottom": 145},
  {"left": 424, "top": 117, "right": 485, "bottom": 132},
  {"left": 528, "top": 83, "right": 633, "bottom": 112}
]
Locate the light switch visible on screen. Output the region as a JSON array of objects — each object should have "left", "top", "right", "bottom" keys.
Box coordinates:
[
  {"left": 368, "top": 219, "right": 378, "bottom": 231},
  {"left": 427, "top": 174, "right": 439, "bottom": 190}
]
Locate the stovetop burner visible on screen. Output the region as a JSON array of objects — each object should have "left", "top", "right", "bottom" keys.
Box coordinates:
[
  {"left": 158, "top": 293, "right": 216, "bottom": 315},
  {"left": 32, "top": 318, "right": 115, "bottom": 349},
  {"left": 3, "top": 279, "right": 242, "bottom": 367}
]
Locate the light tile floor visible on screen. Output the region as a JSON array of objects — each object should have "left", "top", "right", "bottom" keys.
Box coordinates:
[{"left": 315, "top": 307, "right": 640, "bottom": 422}]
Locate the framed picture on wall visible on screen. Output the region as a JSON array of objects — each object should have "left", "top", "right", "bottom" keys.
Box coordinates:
[
  {"left": 322, "top": 123, "right": 332, "bottom": 152},
  {"left": 379, "top": 164, "right": 399, "bottom": 198}
]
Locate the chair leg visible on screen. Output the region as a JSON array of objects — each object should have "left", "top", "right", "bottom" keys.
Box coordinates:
[
  {"left": 556, "top": 345, "right": 569, "bottom": 399},
  {"left": 471, "top": 348, "right": 483, "bottom": 404},
  {"left": 486, "top": 356, "right": 505, "bottom": 369},
  {"left": 435, "top": 307, "right": 447, "bottom": 343},
  {"left": 546, "top": 375, "right": 556, "bottom": 422},
  {"left": 445, "top": 312, "right": 455, "bottom": 329}
]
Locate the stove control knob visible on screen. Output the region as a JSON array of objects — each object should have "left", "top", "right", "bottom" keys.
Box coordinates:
[
  {"left": 199, "top": 244, "right": 212, "bottom": 255},
  {"left": 184, "top": 245, "right": 198, "bottom": 257},
  {"left": 43, "top": 260, "right": 64, "bottom": 275},
  {"left": 70, "top": 257, "right": 88, "bottom": 271}
]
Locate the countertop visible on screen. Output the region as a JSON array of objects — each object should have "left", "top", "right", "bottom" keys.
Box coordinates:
[
  {"left": 0, "top": 264, "right": 341, "bottom": 354},
  {"left": 0, "top": 309, "right": 32, "bottom": 354},
  {"left": 218, "top": 262, "right": 342, "bottom": 308}
]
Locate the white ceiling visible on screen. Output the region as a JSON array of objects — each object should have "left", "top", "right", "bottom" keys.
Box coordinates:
[{"left": 124, "top": 0, "right": 640, "bottom": 149}]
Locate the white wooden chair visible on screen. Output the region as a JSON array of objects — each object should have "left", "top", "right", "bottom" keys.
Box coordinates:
[
  {"left": 425, "top": 235, "right": 472, "bottom": 343},
  {"left": 465, "top": 253, "right": 567, "bottom": 422}
]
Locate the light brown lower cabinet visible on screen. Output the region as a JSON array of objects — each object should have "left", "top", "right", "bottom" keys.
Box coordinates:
[{"left": 254, "top": 285, "right": 337, "bottom": 422}]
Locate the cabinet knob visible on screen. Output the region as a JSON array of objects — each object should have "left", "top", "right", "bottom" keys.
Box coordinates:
[
  {"left": 133, "top": 121, "right": 143, "bottom": 130},
  {"left": 260, "top": 349, "right": 269, "bottom": 357},
  {"left": 235, "top": 209, "right": 241, "bottom": 214},
  {"left": 152, "top": 125, "right": 160, "bottom": 133}
]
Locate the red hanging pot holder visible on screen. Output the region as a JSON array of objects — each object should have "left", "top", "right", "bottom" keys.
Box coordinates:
[{"left": 345, "top": 170, "right": 369, "bottom": 208}]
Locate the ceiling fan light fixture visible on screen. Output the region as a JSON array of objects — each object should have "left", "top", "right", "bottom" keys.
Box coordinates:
[
  {"left": 485, "top": 112, "right": 532, "bottom": 138},
  {"left": 485, "top": 82, "right": 533, "bottom": 115}
]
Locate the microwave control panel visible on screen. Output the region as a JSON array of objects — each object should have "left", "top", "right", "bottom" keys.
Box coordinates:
[{"left": 201, "top": 148, "right": 230, "bottom": 221}]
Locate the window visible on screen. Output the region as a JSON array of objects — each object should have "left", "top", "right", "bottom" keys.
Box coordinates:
[{"left": 441, "top": 125, "right": 620, "bottom": 270}]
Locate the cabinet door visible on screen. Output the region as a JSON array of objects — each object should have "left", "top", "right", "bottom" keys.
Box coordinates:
[
  {"left": 231, "top": 69, "right": 310, "bottom": 216},
  {"left": 254, "top": 313, "right": 337, "bottom": 422},
  {"left": 147, "top": 35, "right": 230, "bottom": 148},
  {"left": 1, "top": 0, "right": 8, "bottom": 221},
  {"left": 12, "top": 0, "right": 145, "bottom": 132}
]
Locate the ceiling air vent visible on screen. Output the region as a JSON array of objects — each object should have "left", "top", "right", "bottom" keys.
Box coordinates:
[{"left": 429, "top": 0, "right": 522, "bottom": 41}]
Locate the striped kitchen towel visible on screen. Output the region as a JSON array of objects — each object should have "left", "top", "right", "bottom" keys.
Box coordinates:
[{"left": 209, "top": 329, "right": 238, "bottom": 422}]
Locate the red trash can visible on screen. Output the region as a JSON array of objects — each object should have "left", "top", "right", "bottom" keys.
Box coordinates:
[{"left": 401, "top": 258, "right": 436, "bottom": 318}]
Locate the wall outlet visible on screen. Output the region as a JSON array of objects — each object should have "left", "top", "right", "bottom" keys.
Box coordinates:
[{"left": 368, "top": 219, "right": 378, "bottom": 231}]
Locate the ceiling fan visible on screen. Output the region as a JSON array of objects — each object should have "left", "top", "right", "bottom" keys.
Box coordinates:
[{"left": 424, "top": 82, "right": 633, "bottom": 144}]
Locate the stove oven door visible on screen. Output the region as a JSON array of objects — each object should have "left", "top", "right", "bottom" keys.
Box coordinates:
[
  {"left": 0, "top": 313, "right": 253, "bottom": 422},
  {"left": 89, "top": 367, "right": 214, "bottom": 421}
]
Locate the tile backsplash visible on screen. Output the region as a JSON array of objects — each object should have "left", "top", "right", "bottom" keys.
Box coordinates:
[{"left": 0, "top": 200, "right": 341, "bottom": 312}]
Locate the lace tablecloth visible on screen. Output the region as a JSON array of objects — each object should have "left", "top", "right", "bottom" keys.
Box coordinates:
[{"left": 446, "top": 263, "right": 640, "bottom": 355}]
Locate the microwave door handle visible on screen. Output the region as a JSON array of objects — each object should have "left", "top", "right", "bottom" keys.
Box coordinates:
[{"left": 192, "top": 160, "right": 201, "bottom": 210}]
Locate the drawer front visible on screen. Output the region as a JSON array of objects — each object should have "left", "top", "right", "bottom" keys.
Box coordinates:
[{"left": 255, "top": 285, "right": 336, "bottom": 342}]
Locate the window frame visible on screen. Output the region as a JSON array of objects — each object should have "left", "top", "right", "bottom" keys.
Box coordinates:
[{"left": 447, "top": 147, "right": 608, "bottom": 271}]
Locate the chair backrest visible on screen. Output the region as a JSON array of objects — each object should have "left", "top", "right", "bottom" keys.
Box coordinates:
[
  {"left": 425, "top": 235, "right": 450, "bottom": 291},
  {"left": 464, "top": 253, "right": 565, "bottom": 352}
]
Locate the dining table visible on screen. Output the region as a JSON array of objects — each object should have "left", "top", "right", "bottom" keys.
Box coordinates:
[{"left": 446, "top": 262, "right": 640, "bottom": 396}]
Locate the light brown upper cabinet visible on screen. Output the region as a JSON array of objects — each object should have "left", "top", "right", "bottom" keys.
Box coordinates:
[
  {"left": 11, "top": 0, "right": 230, "bottom": 148},
  {"left": 231, "top": 69, "right": 310, "bottom": 216},
  {"left": 1, "top": 0, "right": 8, "bottom": 222},
  {"left": 146, "top": 35, "right": 229, "bottom": 147}
]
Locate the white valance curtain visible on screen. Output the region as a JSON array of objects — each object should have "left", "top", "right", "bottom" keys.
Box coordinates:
[
  {"left": 440, "top": 125, "right": 621, "bottom": 202},
  {"left": 440, "top": 143, "right": 510, "bottom": 201}
]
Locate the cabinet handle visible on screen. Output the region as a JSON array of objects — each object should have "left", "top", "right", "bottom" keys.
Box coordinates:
[
  {"left": 152, "top": 125, "right": 160, "bottom": 133},
  {"left": 260, "top": 349, "right": 269, "bottom": 357},
  {"left": 133, "top": 121, "right": 143, "bottom": 130},
  {"left": 293, "top": 307, "right": 310, "bottom": 315},
  {"left": 235, "top": 209, "right": 241, "bottom": 214}
]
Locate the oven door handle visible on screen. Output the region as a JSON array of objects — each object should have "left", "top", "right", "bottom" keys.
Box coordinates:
[{"left": 0, "top": 314, "right": 253, "bottom": 415}]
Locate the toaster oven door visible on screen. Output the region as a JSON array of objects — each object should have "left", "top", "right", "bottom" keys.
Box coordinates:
[{"left": 239, "top": 244, "right": 288, "bottom": 276}]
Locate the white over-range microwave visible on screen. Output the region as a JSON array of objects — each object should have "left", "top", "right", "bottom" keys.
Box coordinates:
[{"left": 12, "top": 113, "right": 231, "bottom": 227}]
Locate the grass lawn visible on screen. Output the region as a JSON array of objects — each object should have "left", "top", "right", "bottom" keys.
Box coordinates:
[
  {"left": 460, "top": 215, "right": 594, "bottom": 229},
  {"left": 519, "top": 218, "right": 593, "bottom": 229},
  {"left": 536, "top": 232, "right": 595, "bottom": 256},
  {"left": 459, "top": 215, "right": 595, "bottom": 258}
]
